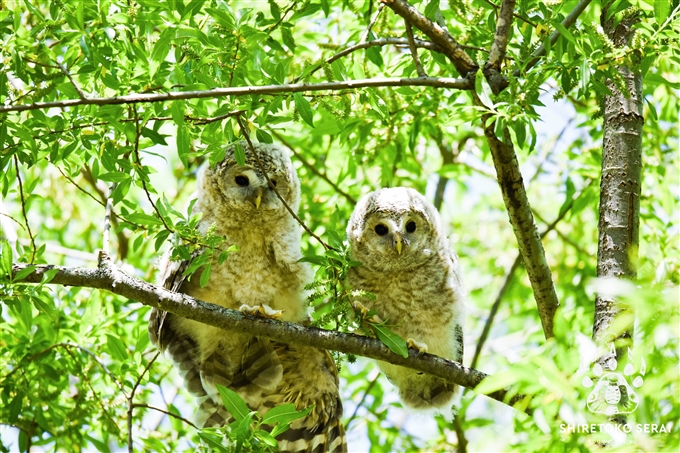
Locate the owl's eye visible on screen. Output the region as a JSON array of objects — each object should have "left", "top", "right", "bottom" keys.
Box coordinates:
[
  {"left": 235, "top": 175, "right": 249, "bottom": 187},
  {"left": 374, "top": 224, "right": 388, "bottom": 236},
  {"left": 406, "top": 221, "right": 416, "bottom": 233},
  {"left": 269, "top": 180, "right": 277, "bottom": 189}
]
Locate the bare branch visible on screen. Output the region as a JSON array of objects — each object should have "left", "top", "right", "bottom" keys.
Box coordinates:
[
  {"left": 484, "top": 0, "right": 515, "bottom": 94},
  {"left": 379, "top": 0, "right": 478, "bottom": 77},
  {"left": 271, "top": 131, "right": 357, "bottom": 205},
  {"left": 405, "top": 22, "right": 427, "bottom": 77},
  {"left": 516, "top": 0, "right": 593, "bottom": 75},
  {"left": 236, "top": 116, "right": 335, "bottom": 251},
  {"left": 10, "top": 255, "right": 531, "bottom": 412},
  {"left": 13, "top": 155, "right": 36, "bottom": 263},
  {"left": 361, "top": 4, "right": 385, "bottom": 43},
  {"left": 56, "top": 61, "right": 87, "bottom": 100},
  {"left": 0, "top": 78, "right": 473, "bottom": 114},
  {"left": 132, "top": 404, "right": 198, "bottom": 429},
  {"left": 346, "top": 372, "right": 380, "bottom": 429}
]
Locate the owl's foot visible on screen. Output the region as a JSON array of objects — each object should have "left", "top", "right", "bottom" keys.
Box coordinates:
[
  {"left": 353, "top": 301, "right": 370, "bottom": 317},
  {"left": 239, "top": 304, "right": 284, "bottom": 319},
  {"left": 407, "top": 338, "right": 429, "bottom": 354},
  {"left": 353, "top": 301, "right": 383, "bottom": 323}
]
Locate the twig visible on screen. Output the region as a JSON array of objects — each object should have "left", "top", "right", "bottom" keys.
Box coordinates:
[
  {"left": 127, "top": 352, "right": 160, "bottom": 453},
  {"left": 453, "top": 415, "right": 468, "bottom": 453},
  {"left": 11, "top": 256, "right": 533, "bottom": 412},
  {"left": 131, "top": 110, "right": 174, "bottom": 235},
  {"left": 236, "top": 116, "right": 335, "bottom": 251},
  {"left": 480, "top": 0, "right": 537, "bottom": 28},
  {"left": 56, "top": 60, "right": 87, "bottom": 100},
  {"left": 268, "top": 1, "right": 297, "bottom": 33},
  {"left": 0, "top": 77, "right": 473, "bottom": 114},
  {"left": 294, "top": 37, "right": 449, "bottom": 84},
  {"left": 516, "top": 0, "right": 593, "bottom": 75},
  {"left": 361, "top": 4, "right": 385, "bottom": 43},
  {"left": 190, "top": 110, "right": 246, "bottom": 125},
  {"left": 271, "top": 131, "right": 357, "bottom": 205},
  {"left": 132, "top": 403, "right": 198, "bottom": 429},
  {"left": 379, "top": 0, "right": 478, "bottom": 77},
  {"left": 55, "top": 166, "right": 106, "bottom": 207},
  {"left": 404, "top": 22, "right": 427, "bottom": 77},
  {"left": 0, "top": 212, "right": 24, "bottom": 229},
  {"left": 103, "top": 183, "right": 114, "bottom": 256},
  {"left": 483, "top": 0, "right": 516, "bottom": 93},
  {"left": 13, "top": 155, "right": 36, "bottom": 263},
  {"left": 346, "top": 373, "right": 380, "bottom": 429}
]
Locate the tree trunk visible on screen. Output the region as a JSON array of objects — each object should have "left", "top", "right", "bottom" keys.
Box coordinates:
[{"left": 593, "top": 7, "right": 643, "bottom": 345}]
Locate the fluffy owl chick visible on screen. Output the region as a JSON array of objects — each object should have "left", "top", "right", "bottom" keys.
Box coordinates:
[
  {"left": 347, "top": 187, "right": 465, "bottom": 414},
  {"left": 149, "top": 142, "right": 346, "bottom": 453}
]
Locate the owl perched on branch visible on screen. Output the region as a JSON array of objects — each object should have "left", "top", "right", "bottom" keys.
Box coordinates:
[
  {"left": 347, "top": 187, "right": 465, "bottom": 415},
  {"left": 149, "top": 142, "right": 346, "bottom": 452}
]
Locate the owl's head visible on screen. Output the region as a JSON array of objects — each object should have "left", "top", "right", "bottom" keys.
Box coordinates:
[
  {"left": 347, "top": 187, "right": 442, "bottom": 270},
  {"left": 202, "top": 142, "right": 301, "bottom": 216}
]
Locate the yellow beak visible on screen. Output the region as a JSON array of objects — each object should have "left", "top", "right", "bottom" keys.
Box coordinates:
[
  {"left": 395, "top": 235, "right": 403, "bottom": 255},
  {"left": 255, "top": 193, "right": 262, "bottom": 209}
]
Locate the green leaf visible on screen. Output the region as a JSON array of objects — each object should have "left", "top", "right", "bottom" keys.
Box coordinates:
[
  {"left": 262, "top": 403, "right": 312, "bottom": 425},
  {"left": 654, "top": 0, "right": 670, "bottom": 26},
  {"left": 371, "top": 323, "right": 409, "bottom": 358},
  {"left": 293, "top": 93, "right": 314, "bottom": 127},
  {"left": 106, "top": 334, "right": 129, "bottom": 361},
  {"left": 198, "top": 430, "right": 231, "bottom": 453},
  {"left": 1, "top": 240, "right": 12, "bottom": 278},
  {"left": 126, "top": 213, "right": 163, "bottom": 226},
  {"left": 216, "top": 384, "right": 250, "bottom": 422},
  {"left": 558, "top": 177, "right": 576, "bottom": 219},
  {"left": 553, "top": 22, "right": 576, "bottom": 45},
  {"left": 151, "top": 28, "right": 175, "bottom": 63},
  {"left": 234, "top": 143, "right": 246, "bottom": 166},
  {"left": 199, "top": 262, "right": 212, "bottom": 288}
]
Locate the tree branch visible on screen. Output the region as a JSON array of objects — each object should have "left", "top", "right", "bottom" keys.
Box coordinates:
[
  {"left": 13, "top": 156, "right": 36, "bottom": 264},
  {"left": 9, "top": 254, "right": 531, "bottom": 413},
  {"left": 0, "top": 78, "right": 472, "bottom": 114},
  {"left": 405, "top": 22, "right": 427, "bottom": 77},
  {"left": 479, "top": 114, "right": 560, "bottom": 340},
  {"left": 516, "top": 0, "right": 593, "bottom": 75},
  {"left": 483, "top": 0, "right": 515, "bottom": 94},
  {"left": 379, "top": 0, "right": 478, "bottom": 77}
]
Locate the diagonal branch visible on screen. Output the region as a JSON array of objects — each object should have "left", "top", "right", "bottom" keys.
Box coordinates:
[
  {"left": 515, "top": 0, "right": 593, "bottom": 75},
  {"left": 0, "top": 77, "right": 472, "bottom": 114},
  {"left": 483, "top": 0, "right": 516, "bottom": 94},
  {"left": 379, "top": 0, "right": 478, "bottom": 77},
  {"left": 405, "top": 22, "right": 427, "bottom": 77},
  {"left": 9, "top": 254, "right": 531, "bottom": 413}
]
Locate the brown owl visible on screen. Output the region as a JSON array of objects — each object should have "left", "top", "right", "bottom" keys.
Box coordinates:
[
  {"left": 346, "top": 187, "right": 465, "bottom": 415},
  {"left": 149, "top": 142, "right": 346, "bottom": 452}
]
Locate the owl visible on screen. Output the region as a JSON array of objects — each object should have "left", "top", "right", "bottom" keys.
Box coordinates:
[
  {"left": 149, "top": 142, "right": 346, "bottom": 452},
  {"left": 346, "top": 187, "right": 465, "bottom": 414}
]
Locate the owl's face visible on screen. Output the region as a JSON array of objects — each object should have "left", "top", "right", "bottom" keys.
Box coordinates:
[
  {"left": 207, "top": 142, "right": 300, "bottom": 215},
  {"left": 347, "top": 188, "right": 440, "bottom": 271}
]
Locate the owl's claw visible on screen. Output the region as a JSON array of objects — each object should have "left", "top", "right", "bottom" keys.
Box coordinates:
[
  {"left": 239, "top": 304, "right": 284, "bottom": 319},
  {"left": 407, "top": 338, "right": 428, "bottom": 354},
  {"left": 353, "top": 301, "right": 370, "bottom": 317}
]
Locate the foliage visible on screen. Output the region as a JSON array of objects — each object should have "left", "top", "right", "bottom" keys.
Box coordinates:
[{"left": 0, "top": 0, "right": 678, "bottom": 452}]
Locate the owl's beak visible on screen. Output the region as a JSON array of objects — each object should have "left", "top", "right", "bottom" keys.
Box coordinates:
[
  {"left": 254, "top": 193, "right": 262, "bottom": 209},
  {"left": 395, "top": 235, "right": 403, "bottom": 255}
]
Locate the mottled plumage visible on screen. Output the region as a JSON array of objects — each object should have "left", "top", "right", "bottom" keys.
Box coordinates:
[
  {"left": 346, "top": 187, "right": 465, "bottom": 414},
  {"left": 149, "top": 142, "right": 346, "bottom": 452}
]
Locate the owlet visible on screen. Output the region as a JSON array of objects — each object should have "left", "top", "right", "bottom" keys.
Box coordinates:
[
  {"left": 149, "top": 142, "right": 346, "bottom": 452},
  {"left": 346, "top": 187, "right": 465, "bottom": 414}
]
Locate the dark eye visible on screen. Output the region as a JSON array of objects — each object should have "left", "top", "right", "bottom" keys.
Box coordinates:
[
  {"left": 374, "top": 224, "right": 388, "bottom": 236},
  {"left": 235, "top": 175, "right": 249, "bottom": 187},
  {"left": 406, "top": 221, "right": 416, "bottom": 233},
  {"left": 269, "top": 180, "right": 277, "bottom": 189}
]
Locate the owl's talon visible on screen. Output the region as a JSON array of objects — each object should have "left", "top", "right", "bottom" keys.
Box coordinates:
[
  {"left": 239, "top": 304, "right": 284, "bottom": 319},
  {"left": 407, "top": 338, "right": 428, "bottom": 354},
  {"left": 353, "top": 301, "right": 371, "bottom": 317}
]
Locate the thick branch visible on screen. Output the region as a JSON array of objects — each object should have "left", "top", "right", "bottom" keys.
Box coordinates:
[
  {"left": 9, "top": 256, "right": 530, "bottom": 412},
  {"left": 0, "top": 78, "right": 472, "bottom": 114},
  {"left": 484, "top": 0, "right": 516, "bottom": 94},
  {"left": 380, "top": 0, "right": 478, "bottom": 77},
  {"left": 481, "top": 118, "right": 559, "bottom": 339}
]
